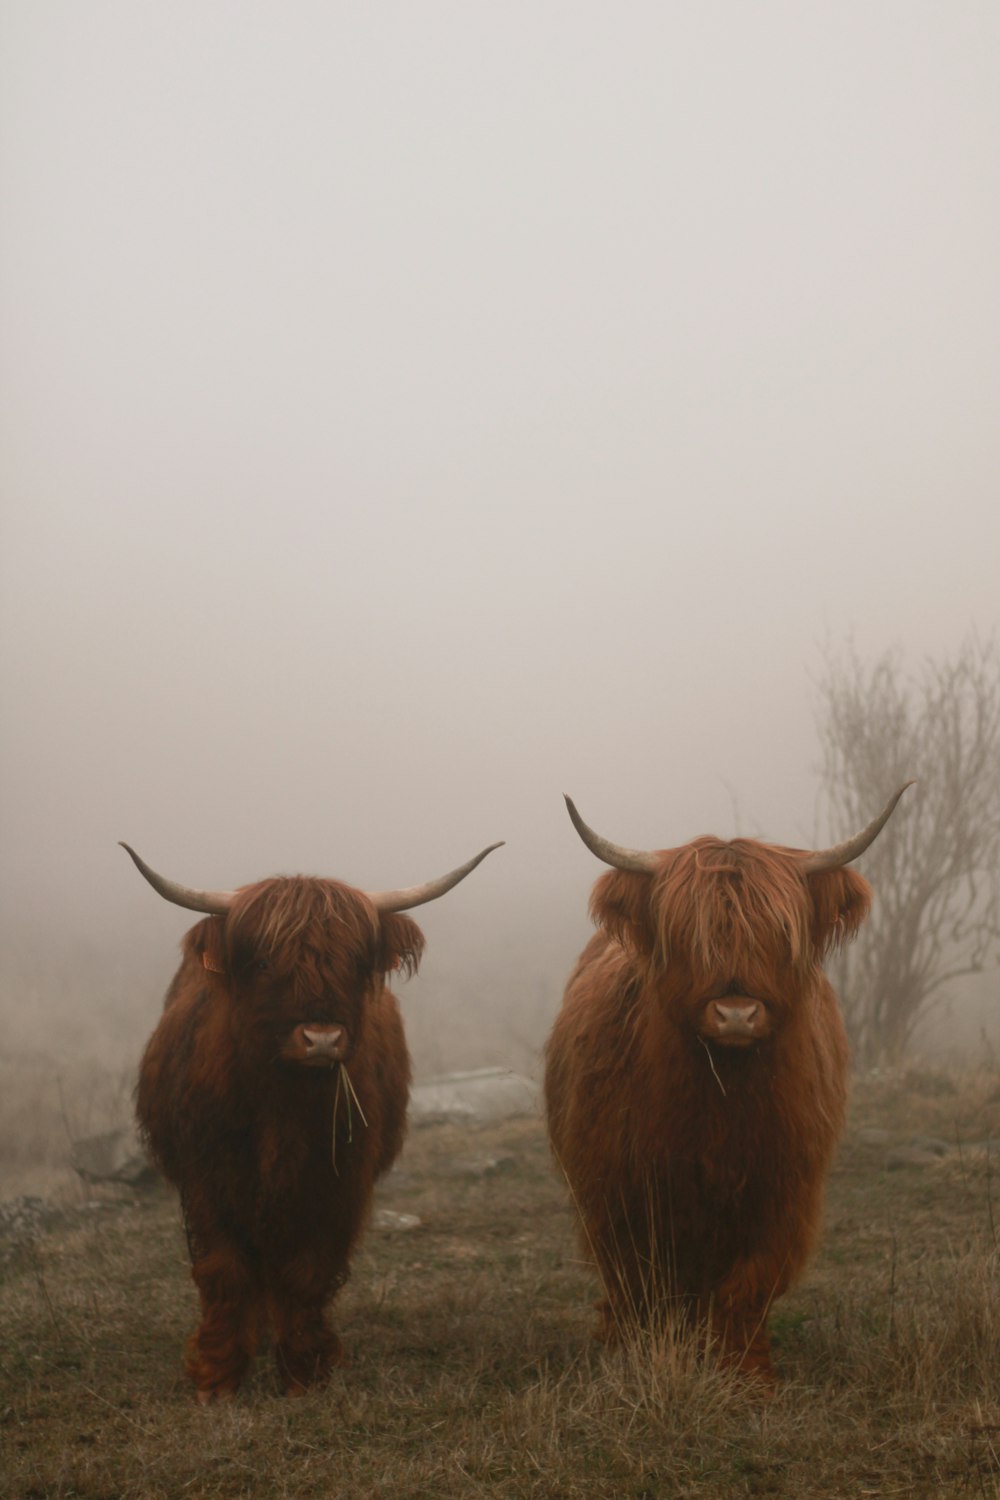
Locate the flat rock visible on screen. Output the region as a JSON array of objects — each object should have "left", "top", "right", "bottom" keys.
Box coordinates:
[
  {"left": 372, "top": 1208, "right": 421, "bottom": 1232},
  {"left": 909, "top": 1135, "right": 952, "bottom": 1157},
  {"left": 885, "top": 1146, "right": 941, "bottom": 1171},
  {"left": 69, "top": 1129, "right": 157, "bottom": 1187},
  {"left": 429, "top": 1153, "right": 518, "bottom": 1179},
  {"left": 0, "top": 1195, "right": 121, "bottom": 1260},
  {"left": 0, "top": 1195, "right": 56, "bottom": 1245},
  {"left": 856, "top": 1127, "right": 891, "bottom": 1147},
  {"left": 409, "top": 1068, "right": 540, "bottom": 1127}
]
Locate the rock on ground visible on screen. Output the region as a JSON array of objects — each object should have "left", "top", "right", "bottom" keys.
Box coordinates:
[{"left": 409, "top": 1068, "right": 539, "bottom": 1127}]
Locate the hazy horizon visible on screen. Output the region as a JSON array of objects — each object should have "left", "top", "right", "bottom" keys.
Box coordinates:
[{"left": 2, "top": 4, "right": 998, "bottom": 1087}]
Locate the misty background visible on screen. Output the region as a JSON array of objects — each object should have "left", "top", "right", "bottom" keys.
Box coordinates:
[{"left": 2, "top": 3, "right": 998, "bottom": 1106}]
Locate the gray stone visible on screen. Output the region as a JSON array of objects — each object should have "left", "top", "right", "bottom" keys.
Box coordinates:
[
  {"left": 856, "top": 1127, "right": 891, "bottom": 1146},
  {"left": 69, "top": 1129, "right": 157, "bottom": 1187},
  {"left": 430, "top": 1153, "right": 518, "bottom": 1179},
  {"left": 371, "top": 1208, "right": 421, "bottom": 1232},
  {"left": 0, "top": 1195, "right": 50, "bottom": 1242},
  {"left": 885, "top": 1146, "right": 940, "bottom": 1170},
  {"left": 908, "top": 1135, "right": 952, "bottom": 1157},
  {"left": 409, "top": 1068, "right": 540, "bottom": 1127},
  {"left": 0, "top": 1195, "right": 71, "bottom": 1259}
]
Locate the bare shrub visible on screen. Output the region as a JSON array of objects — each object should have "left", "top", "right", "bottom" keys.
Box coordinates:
[{"left": 816, "top": 635, "right": 1000, "bottom": 1066}]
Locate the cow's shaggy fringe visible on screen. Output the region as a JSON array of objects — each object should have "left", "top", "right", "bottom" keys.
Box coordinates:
[
  {"left": 225, "top": 876, "right": 424, "bottom": 980},
  {"left": 593, "top": 837, "right": 871, "bottom": 983}
]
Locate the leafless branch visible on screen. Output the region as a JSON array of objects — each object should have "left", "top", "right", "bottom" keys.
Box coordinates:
[{"left": 816, "top": 634, "right": 1000, "bottom": 1066}]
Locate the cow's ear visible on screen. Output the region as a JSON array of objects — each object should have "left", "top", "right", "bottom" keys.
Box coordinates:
[
  {"left": 377, "top": 912, "right": 425, "bottom": 980},
  {"left": 807, "top": 867, "right": 872, "bottom": 958},
  {"left": 183, "top": 915, "right": 228, "bottom": 976},
  {"left": 589, "top": 869, "right": 656, "bottom": 958}
]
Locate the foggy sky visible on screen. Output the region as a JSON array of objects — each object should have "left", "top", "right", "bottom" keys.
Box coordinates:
[{"left": 1, "top": 3, "right": 998, "bottom": 1070}]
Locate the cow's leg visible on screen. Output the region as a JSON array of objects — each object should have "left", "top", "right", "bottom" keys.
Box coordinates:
[
  {"left": 703, "top": 1293, "right": 776, "bottom": 1384},
  {"left": 708, "top": 1184, "right": 821, "bottom": 1386},
  {"left": 268, "top": 1253, "right": 347, "bottom": 1395},
  {"left": 707, "top": 1253, "right": 790, "bottom": 1387},
  {"left": 587, "top": 1206, "right": 671, "bottom": 1342},
  {"left": 186, "top": 1243, "right": 259, "bottom": 1403}
]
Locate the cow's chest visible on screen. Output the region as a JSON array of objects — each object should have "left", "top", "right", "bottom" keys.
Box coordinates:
[
  {"left": 251, "top": 1093, "right": 350, "bottom": 1200},
  {"left": 660, "top": 1110, "right": 776, "bottom": 1210},
  {"left": 693, "top": 1151, "right": 758, "bottom": 1205}
]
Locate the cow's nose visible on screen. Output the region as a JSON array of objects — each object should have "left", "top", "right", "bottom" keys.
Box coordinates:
[
  {"left": 301, "top": 1024, "right": 347, "bottom": 1061},
  {"left": 711, "top": 1002, "right": 760, "bottom": 1032}
]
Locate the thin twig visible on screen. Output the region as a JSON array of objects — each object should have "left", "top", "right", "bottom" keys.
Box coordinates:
[
  {"left": 341, "top": 1066, "right": 369, "bottom": 1129},
  {"left": 332, "top": 1064, "right": 343, "bottom": 1174},
  {"left": 332, "top": 1064, "right": 368, "bottom": 1175},
  {"left": 699, "top": 1039, "right": 727, "bottom": 1097}
]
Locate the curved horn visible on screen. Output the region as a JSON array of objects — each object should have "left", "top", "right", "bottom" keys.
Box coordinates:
[
  {"left": 119, "top": 843, "right": 237, "bottom": 915},
  {"left": 367, "top": 842, "right": 504, "bottom": 913},
  {"left": 564, "top": 796, "right": 658, "bottom": 873},
  {"left": 800, "top": 781, "right": 916, "bottom": 875}
]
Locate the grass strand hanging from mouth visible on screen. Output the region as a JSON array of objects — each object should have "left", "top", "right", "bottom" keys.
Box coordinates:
[
  {"left": 699, "top": 1038, "right": 727, "bottom": 1097},
  {"left": 332, "top": 1063, "right": 369, "bottom": 1174},
  {"left": 341, "top": 1065, "right": 369, "bottom": 1129}
]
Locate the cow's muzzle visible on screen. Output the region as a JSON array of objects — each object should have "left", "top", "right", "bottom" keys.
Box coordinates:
[
  {"left": 282, "top": 1023, "right": 350, "bottom": 1068},
  {"left": 700, "top": 998, "right": 771, "bottom": 1049}
]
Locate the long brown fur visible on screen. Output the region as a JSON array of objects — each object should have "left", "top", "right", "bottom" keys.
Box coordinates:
[
  {"left": 136, "top": 877, "right": 421, "bottom": 1400},
  {"left": 545, "top": 836, "right": 868, "bottom": 1383}
]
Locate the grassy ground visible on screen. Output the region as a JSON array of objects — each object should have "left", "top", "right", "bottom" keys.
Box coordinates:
[{"left": 3, "top": 1067, "right": 1000, "bottom": 1498}]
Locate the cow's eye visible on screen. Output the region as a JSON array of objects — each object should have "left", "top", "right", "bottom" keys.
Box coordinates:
[{"left": 253, "top": 958, "right": 269, "bottom": 976}]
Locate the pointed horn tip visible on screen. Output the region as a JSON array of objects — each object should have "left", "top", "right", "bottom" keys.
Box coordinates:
[
  {"left": 886, "top": 779, "right": 917, "bottom": 811},
  {"left": 801, "top": 779, "right": 917, "bottom": 875},
  {"left": 119, "top": 842, "right": 152, "bottom": 876},
  {"left": 467, "top": 840, "right": 505, "bottom": 863},
  {"left": 561, "top": 796, "right": 658, "bottom": 873},
  {"left": 468, "top": 840, "right": 505, "bottom": 866},
  {"left": 563, "top": 795, "right": 588, "bottom": 834}
]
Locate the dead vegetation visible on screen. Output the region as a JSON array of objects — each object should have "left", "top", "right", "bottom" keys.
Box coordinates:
[{"left": 2, "top": 1069, "right": 1000, "bottom": 1498}]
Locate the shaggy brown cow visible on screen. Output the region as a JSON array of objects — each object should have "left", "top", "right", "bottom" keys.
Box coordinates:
[
  {"left": 126, "top": 838, "right": 501, "bottom": 1402},
  {"left": 545, "top": 786, "right": 912, "bottom": 1383}
]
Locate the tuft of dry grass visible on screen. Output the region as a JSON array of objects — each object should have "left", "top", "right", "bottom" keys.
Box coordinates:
[
  {"left": 2, "top": 1068, "right": 1000, "bottom": 1497},
  {"left": 849, "top": 1058, "right": 1000, "bottom": 1142}
]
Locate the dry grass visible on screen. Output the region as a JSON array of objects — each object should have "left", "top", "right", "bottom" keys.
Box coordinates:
[{"left": 3, "top": 1069, "right": 1000, "bottom": 1497}]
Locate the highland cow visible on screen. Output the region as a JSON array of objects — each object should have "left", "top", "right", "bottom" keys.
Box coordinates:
[
  {"left": 126, "top": 837, "right": 501, "bottom": 1402},
  {"left": 545, "top": 786, "right": 912, "bottom": 1382}
]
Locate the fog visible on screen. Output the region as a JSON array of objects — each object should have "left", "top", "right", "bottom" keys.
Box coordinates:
[{"left": 2, "top": 4, "right": 998, "bottom": 1088}]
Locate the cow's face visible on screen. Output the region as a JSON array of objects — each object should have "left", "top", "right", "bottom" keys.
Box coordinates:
[
  {"left": 591, "top": 839, "right": 871, "bottom": 1051},
  {"left": 191, "top": 878, "right": 423, "bottom": 1068}
]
